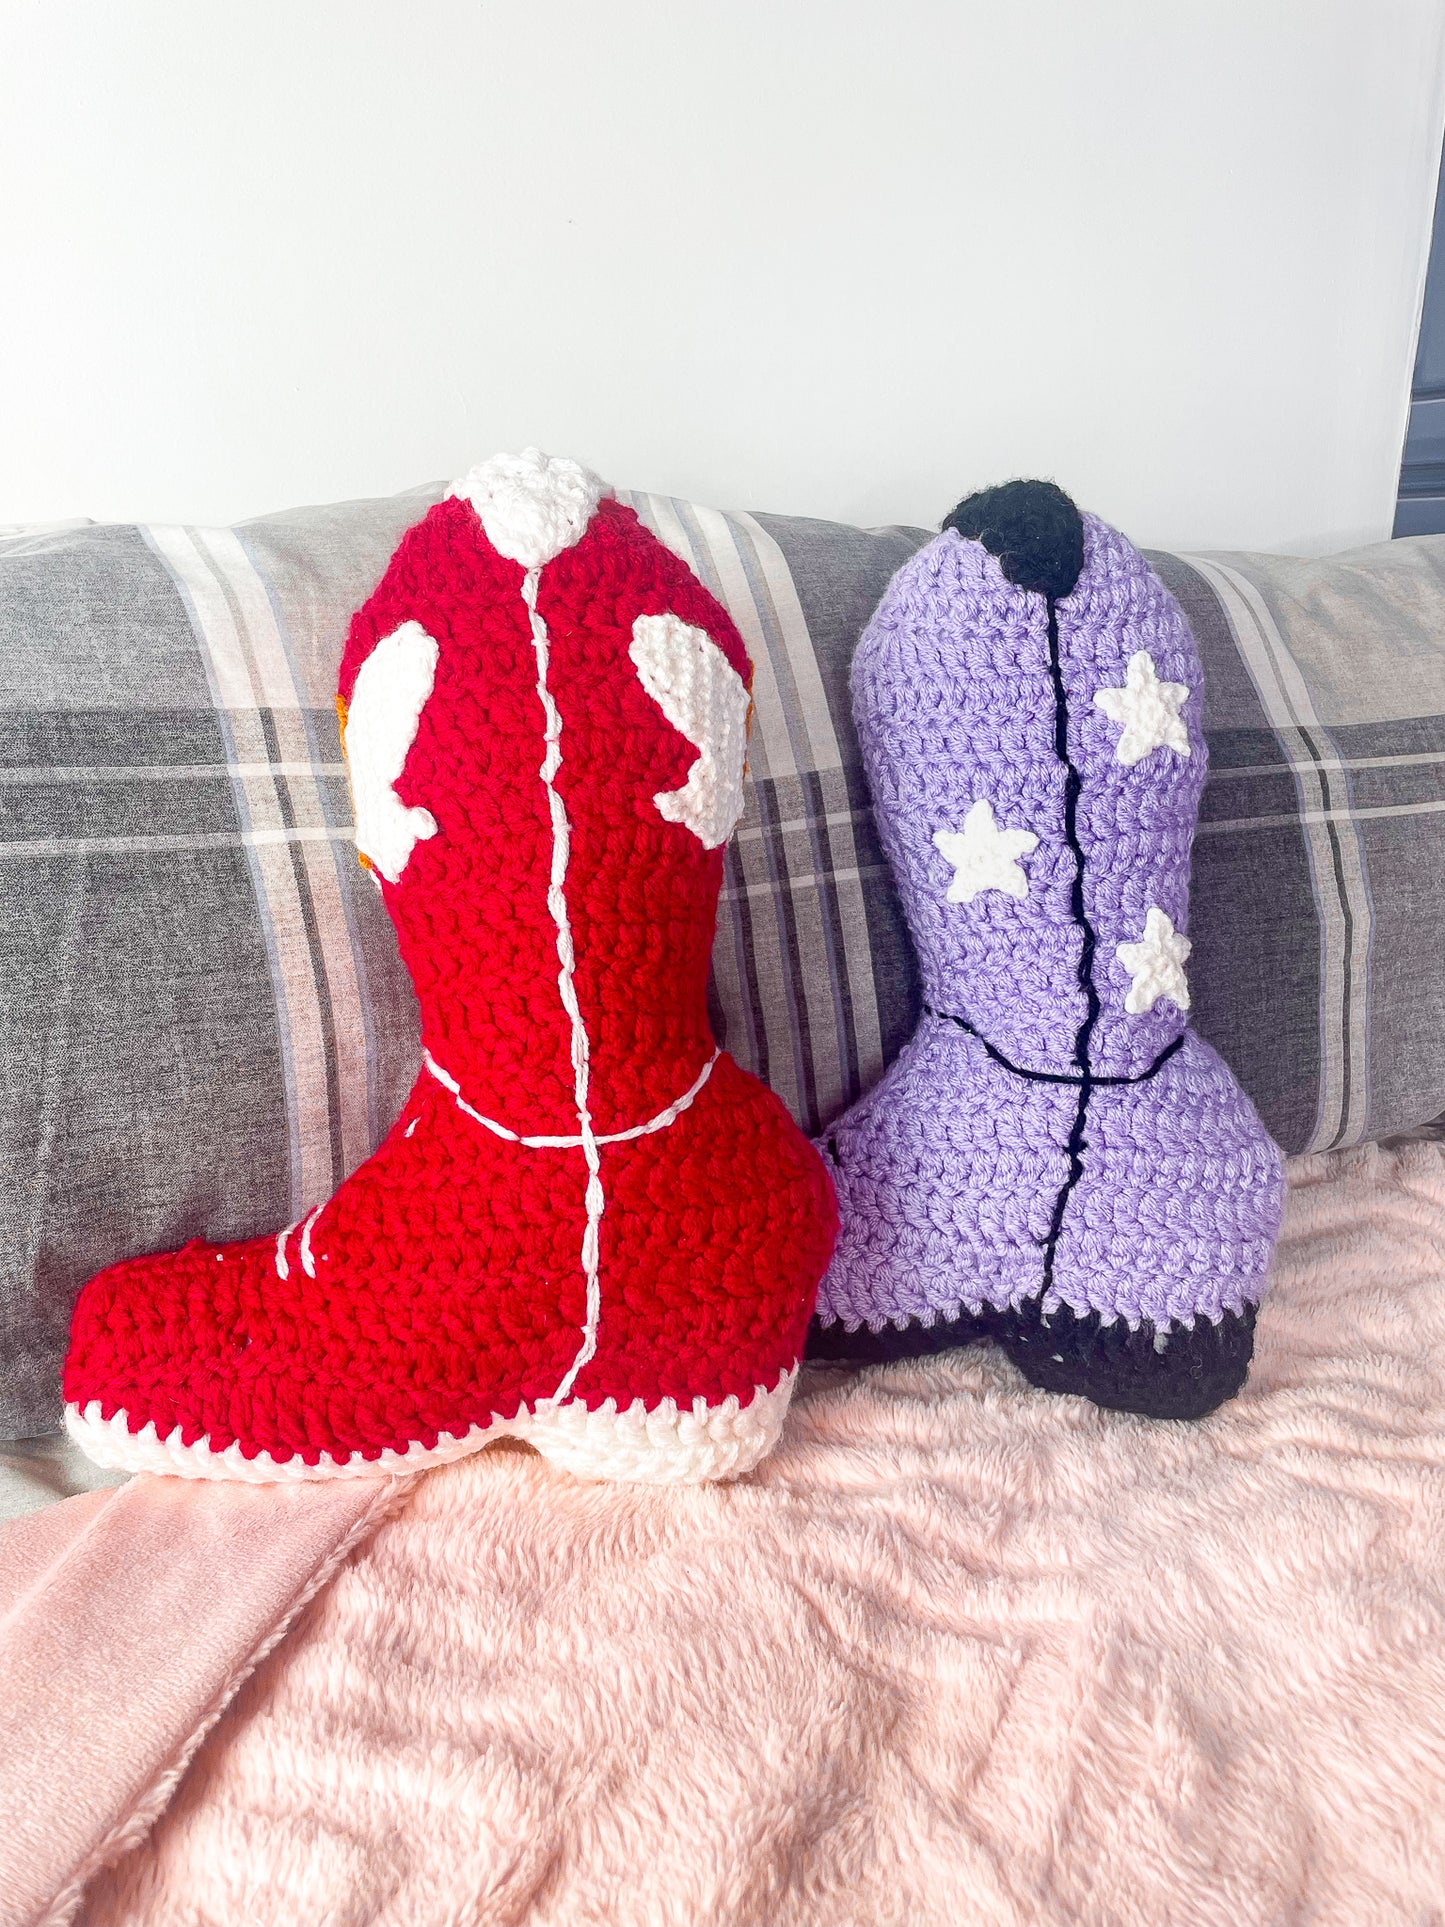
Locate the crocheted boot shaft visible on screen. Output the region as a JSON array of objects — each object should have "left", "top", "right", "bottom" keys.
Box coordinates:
[
  {"left": 356, "top": 486, "right": 724, "bottom": 1137},
  {"left": 64, "top": 451, "right": 837, "bottom": 1483},
  {"left": 809, "top": 481, "right": 1284, "bottom": 1418}
]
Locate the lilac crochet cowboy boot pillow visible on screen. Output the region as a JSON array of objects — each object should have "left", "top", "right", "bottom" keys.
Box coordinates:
[{"left": 808, "top": 481, "right": 1285, "bottom": 1419}]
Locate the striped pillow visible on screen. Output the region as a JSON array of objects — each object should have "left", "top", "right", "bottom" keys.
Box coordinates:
[{"left": 2, "top": 487, "right": 1443, "bottom": 1438}]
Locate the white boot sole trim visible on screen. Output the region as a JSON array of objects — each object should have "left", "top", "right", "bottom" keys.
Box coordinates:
[{"left": 63, "top": 1368, "right": 797, "bottom": 1488}]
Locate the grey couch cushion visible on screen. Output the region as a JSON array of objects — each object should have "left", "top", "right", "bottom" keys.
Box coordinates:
[{"left": 3, "top": 487, "right": 1443, "bottom": 1436}]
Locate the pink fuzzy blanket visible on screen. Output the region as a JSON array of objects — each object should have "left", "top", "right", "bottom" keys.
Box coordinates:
[{"left": 14, "top": 1142, "right": 1445, "bottom": 1923}]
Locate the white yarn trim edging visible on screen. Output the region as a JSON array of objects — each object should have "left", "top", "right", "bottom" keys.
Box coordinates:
[
  {"left": 448, "top": 448, "right": 608, "bottom": 568},
  {"left": 63, "top": 1369, "right": 797, "bottom": 1488},
  {"left": 520, "top": 563, "right": 605, "bottom": 1406},
  {"left": 422, "top": 1047, "right": 720, "bottom": 1148}
]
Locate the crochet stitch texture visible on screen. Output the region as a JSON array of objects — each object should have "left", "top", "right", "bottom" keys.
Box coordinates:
[
  {"left": 64, "top": 452, "right": 837, "bottom": 1482},
  {"left": 809, "top": 481, "right": 1284, "bottom": 1418}
]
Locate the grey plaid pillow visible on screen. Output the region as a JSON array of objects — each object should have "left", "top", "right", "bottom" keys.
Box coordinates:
[{"left": 3, "top": 486, "right": 1443, "bottom": 1436}]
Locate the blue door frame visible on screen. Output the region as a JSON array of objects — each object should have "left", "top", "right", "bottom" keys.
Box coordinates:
[{"left": 1397, "top": 138, "right": 1445, "bottom": 536}]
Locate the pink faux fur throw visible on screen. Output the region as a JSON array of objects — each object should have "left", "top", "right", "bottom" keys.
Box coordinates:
[
  {"left": 0, "top": 1476, "right": 398, "bottom": 1927},
  {"left": 68, "top": 1143, "right": 1445, "bottom": 1923}
]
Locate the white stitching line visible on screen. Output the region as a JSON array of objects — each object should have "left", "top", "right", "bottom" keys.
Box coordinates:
[
  {"left": 520, "top": 565, "right": 604, "bottom": 1407},
  {"left": 422, "top": 1046, "right": 720, "bottom": 1147},
  {"left": 274, "top": 1219, "right": 300, "bottom": 1281},
  {"left": 280, "top": 1050, "right": 719, "bottom": 1302},
  {"left": 298, "top": 1204, "right": 324, "bottom": 1279}
]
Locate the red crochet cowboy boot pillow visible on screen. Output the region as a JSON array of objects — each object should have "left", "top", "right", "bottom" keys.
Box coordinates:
[{"left": 63, "top": 450, "right": 838, "bottom": 1484}]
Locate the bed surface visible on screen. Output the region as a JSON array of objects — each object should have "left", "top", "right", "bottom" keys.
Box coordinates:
[{"left": 35, "top": 1140, "right": 1438, "bottom": 1925}]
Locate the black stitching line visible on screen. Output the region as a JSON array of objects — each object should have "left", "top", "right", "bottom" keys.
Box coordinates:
[
  {"left": 924, "top": 1007, "right": 1184, "bottom": 1088},
  {"left": 1040, "top": 593, "right": 1101, "bottom": 1294}
]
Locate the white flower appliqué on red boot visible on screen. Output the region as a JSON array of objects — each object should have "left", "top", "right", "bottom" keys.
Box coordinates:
[{"left": 64, "top": 450, "right": 838, "bottom": 1483}]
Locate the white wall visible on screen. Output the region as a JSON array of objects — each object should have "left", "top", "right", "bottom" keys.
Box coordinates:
[{"left": 2, "top": 0, "right": 1443, "bottom": 551}]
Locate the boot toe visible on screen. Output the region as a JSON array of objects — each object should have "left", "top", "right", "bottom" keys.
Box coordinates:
[
  {"left": 64, "top": 1236, "right": 272, "bottom": 1453},
  {"left": 996, "top": 1296, "right": 1257, "bottom": 1420}
]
